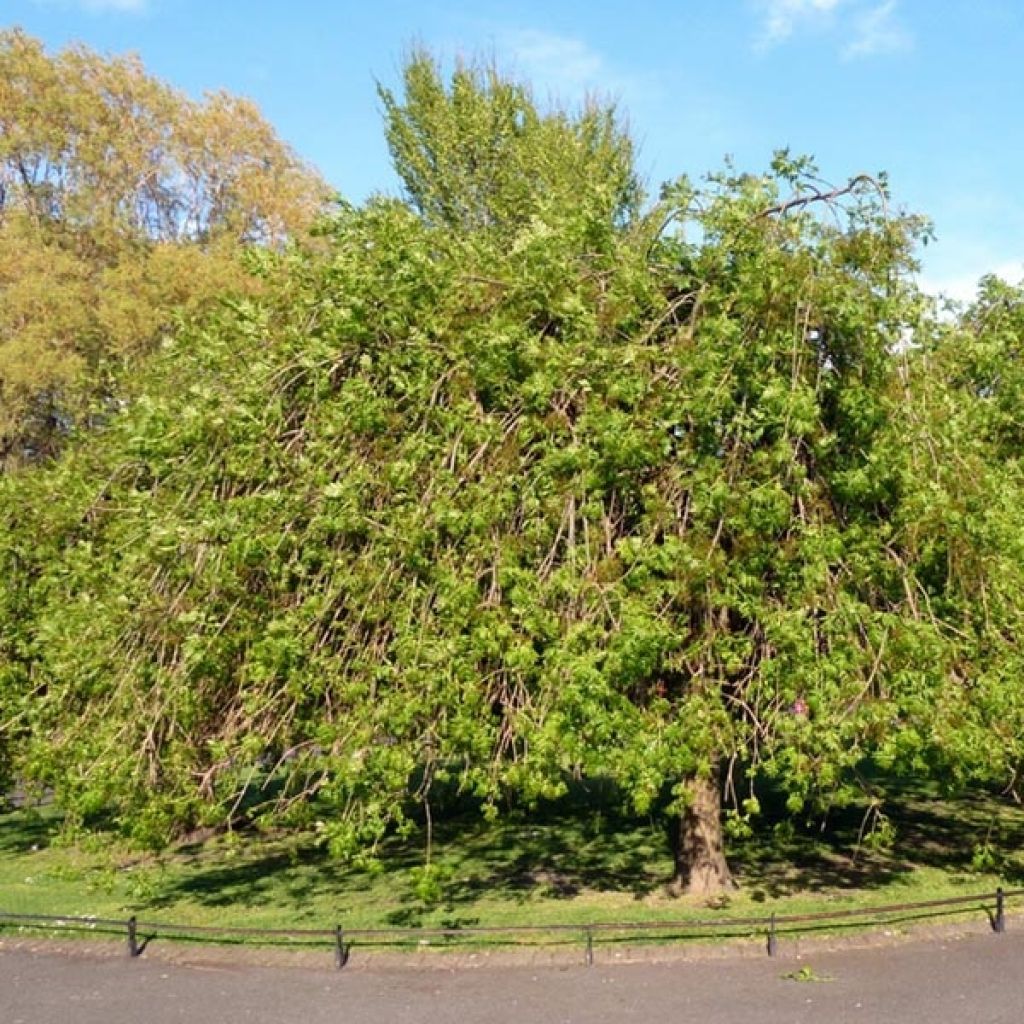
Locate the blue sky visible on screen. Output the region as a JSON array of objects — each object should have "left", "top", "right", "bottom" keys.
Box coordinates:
[{"left": 6, "top": 0, "right": 1022, "bottom": 300}]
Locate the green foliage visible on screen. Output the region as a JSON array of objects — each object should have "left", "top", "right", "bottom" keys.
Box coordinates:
[
  {"left": 1, "top": 52, "right": 1022, "bottom": 879},
  {"left": 889, "top": 275, "right": 1024, "bottom": 798},
  {"left": 380, "top": 51, "right": 641, "bottom": 235}
]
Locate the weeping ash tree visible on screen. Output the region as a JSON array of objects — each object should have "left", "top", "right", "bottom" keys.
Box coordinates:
[{"left": 3, "top": 54, "right": 1015, "bottom": 896}]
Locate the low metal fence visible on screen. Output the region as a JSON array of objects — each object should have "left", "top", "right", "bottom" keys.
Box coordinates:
[{"left": 0, "top": 887, "right": 1018, "bottom": 968}]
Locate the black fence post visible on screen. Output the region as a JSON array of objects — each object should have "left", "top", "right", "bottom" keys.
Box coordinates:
[
  {"left": 767, "top": 913, "right": 778, "bottom": 957},
  {"left": 126, "top": 916, "right": 139, "bottom": 958},
  {"left": 335, "top": 925, "right": 349, "bottom": 968},
  {"left": 585, "top": 927, "right": 594, "bottom": 967},
  {"left": 995, "top": 888, "right": 1006, "bottom": 934}
]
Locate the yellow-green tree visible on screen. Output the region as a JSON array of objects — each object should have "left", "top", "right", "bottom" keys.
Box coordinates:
[{"left": 0, "top": 28, "right": 329, "bottom": 466}]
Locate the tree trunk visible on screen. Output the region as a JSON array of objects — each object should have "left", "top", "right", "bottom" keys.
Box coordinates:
[{"left": 673, "top": 771, "right": 735, "bottom": 898}]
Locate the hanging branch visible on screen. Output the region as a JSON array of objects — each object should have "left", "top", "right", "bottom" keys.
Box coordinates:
[{"left": 757, "top": 173, "right": 888, "bottom": 220}]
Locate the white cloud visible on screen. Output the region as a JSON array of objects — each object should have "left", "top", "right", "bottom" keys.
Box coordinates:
[
  {"left": 753, "top": 0, "right": 911, "bottom": 58},
  {"left": 920, "top": 261, "right": 1024, "bottom": 306},
  {"left": 502, "top": 30, "right": 603, "bottom": 95},
  {"left": 842, "top": 1, "right": 912, "bottom": 59},
  {"left": 755, "top": 0, "right": 845, "bottom": 47},
  {"left": 497, "top": 29, "right": 658, "bottom": 109}
]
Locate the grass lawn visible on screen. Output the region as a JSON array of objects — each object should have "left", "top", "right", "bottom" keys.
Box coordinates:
[{"left": 2, "top": 778, "right": 1022, "bottom": 951}]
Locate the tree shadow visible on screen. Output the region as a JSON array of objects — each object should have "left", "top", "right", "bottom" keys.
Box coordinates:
[
  {"left": 0, "top": 808, "right": 59, "bottom": 855},
  {"left": 731, "top": 777, "right": 1024, "bottom": 899},
  {"left": 142, "top": 844, "right": 350, "bottom": 917},
  {"left": 146, "top": 779, "right": 668, "bottom": 921},
  {"left": 135, "top": 773, "right": 1024, "bottom": 921}
]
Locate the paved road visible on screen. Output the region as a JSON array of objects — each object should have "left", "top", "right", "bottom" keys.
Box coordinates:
[{"left": 3, "top": 929, "right": 1022, "bottom": 1023}]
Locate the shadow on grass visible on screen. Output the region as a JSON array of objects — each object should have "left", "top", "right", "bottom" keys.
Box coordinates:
[
  {"left": 731, "top": 778, "right": 1024, "bottom": 901},
  {"left": 140, "top": 781, "right": 669, "bottom": 924},
  {"left": 142, "top": 845, "right": 350, "bottom": 917},
  {"left": 0, "top": 807, "right": 60, "bottom": 856},
  {"left": 71, "top": 773, "right": 1024, "bottom": 925}
]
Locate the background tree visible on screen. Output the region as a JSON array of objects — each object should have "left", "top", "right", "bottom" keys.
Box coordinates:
[
  {"left": 0, "top": 28, "right": 329, "bottom": 467},
  {"left": 379, "top": 51, "right": 642, "bottom": 236}
]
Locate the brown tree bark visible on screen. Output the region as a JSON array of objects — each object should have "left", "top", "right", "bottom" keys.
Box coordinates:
[{"left": 673, "top": 770, "right": 735, "bottom": 897}]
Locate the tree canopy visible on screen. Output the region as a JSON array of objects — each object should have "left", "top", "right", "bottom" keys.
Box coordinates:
[{"left": 2, "top": 53, "right": 1022, "bottom": 896}]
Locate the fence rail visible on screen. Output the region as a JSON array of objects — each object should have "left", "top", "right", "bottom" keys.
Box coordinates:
[{"left": 1, "top": 887, "right": 1018, "bottom": 969}]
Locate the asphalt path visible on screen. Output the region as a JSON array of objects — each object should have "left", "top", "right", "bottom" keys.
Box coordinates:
[{"left": 3, "top": 929, "right": 1022, "bottom": 1023}]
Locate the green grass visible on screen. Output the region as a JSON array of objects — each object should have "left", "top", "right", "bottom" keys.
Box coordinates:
[{"left": 2, "top": 778, "right": 1022, "bottom": 952}]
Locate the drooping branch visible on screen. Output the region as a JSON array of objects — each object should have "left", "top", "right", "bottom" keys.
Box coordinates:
[{"left": 757, "top": 173, "right": 887, "bottom": 220}]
